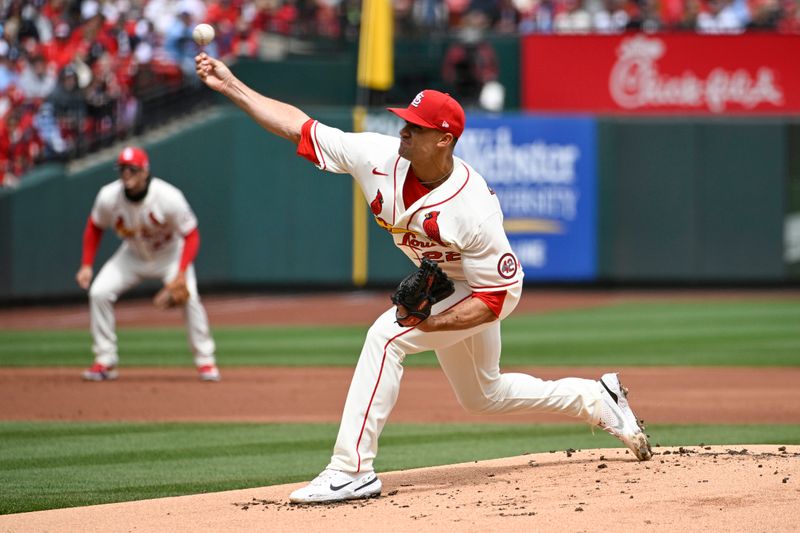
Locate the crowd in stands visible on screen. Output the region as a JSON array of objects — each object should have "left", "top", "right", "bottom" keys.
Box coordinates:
[
  {"left": 1, "top": 0, "right": 798, "bottom": 188},
  {"left": 397, "top": 0, "right": 800, "bottom": 35}
]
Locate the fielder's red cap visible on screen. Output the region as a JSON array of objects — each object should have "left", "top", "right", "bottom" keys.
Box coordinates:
[
  {"left": 117, "top": 146, "right": 149, "bottom": 170},
  {"left": 387, "top": 90, "right": 465, "bottom": 138}
]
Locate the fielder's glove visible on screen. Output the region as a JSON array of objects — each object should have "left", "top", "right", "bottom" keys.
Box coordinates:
[
  {"left": 153, "top": 275, "right": 190, "bottom": 309},
  {"left": 391, "top": 258, "right": 455, "bottom": 327}
]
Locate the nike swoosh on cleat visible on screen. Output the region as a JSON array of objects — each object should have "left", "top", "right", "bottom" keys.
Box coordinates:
[
  {"left": 329, "top": 481, "right": 354, "bottom": 491},
  {"left": 600, "top": 379, "right": 619, "bottom": 403},
  {"left": 372, "top": 168, "right": 388, "bottom": 176},
  {"left": 354, "top": 477, "right": 379, "bottom": 491}
]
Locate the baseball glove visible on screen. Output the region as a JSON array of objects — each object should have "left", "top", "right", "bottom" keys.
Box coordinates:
[
  {"left": 153, "top": 275, "right": 190, "bottom": 309},
  {"left": 391, "top": 258, "right": 455, "bottom": 327}
]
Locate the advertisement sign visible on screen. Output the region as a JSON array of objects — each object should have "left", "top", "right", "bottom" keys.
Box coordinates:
[
  {"left": 522, "top": 34, "right": 800, "bottom": 114},
  {"left": 456, "top": 115, "right": 597, "bottom": 280}
]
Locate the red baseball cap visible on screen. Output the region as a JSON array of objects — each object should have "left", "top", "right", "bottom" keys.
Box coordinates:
[
  {"left": 117, "top": 146, "right": 149, "bottom": 170},
  {"left": 388, "top": 90, "right": 465, "bottom": 138}
]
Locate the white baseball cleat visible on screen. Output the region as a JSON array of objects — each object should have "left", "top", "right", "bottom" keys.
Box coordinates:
[
  {"left": 597, "top": 372, "right": 653, "bottom": 461},
  {"left": 197, "top": 364, "right": 221, "bottom": 382},
  {"left": 289, "top": 469, "right": 382, "bottom": 504},
  {"left": 81, "top": 363, "right": 119, "bottom": 381}
]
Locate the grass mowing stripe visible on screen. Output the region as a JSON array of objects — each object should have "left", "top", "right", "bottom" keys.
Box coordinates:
[
  {"left": 0, "top": 300, "right": 797, "bottom": 367},
  {"left": 1, "top": 421, "right": 799, "bottom": 514}
]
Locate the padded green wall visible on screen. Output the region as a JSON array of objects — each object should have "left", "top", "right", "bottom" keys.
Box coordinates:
[
  {"left": 1, "top": 111, "right": 794, "bottom": 302},
  {"left": 598, "top": 118, "right": 786, "bottom": 282},
  {"left": 0, "top": 107, "right": 358, "bottom": 300}
]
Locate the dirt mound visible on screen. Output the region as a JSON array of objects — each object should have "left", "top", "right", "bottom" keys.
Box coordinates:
[{"left": 2, "top": 445, "right": 797, "bottom": 532}]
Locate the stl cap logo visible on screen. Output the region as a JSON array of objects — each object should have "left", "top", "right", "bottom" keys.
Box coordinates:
[{"left": 411, "top": 92, "right": 424, "bottom": 107}]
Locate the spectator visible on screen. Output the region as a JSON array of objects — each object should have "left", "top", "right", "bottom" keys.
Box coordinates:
[
  {"left": 272, "top": 0, "right": 300, "bottom": 35},
  {"left": 206, "top": 0, "right": 240, "bottom": 26},
  {"left": 777, "top": 0, "right": 800, "bottom": 32},
  {"left": 747, "top": 0, "right": 782, "bottom": 29},
  {"left": 85, "top": 53, "right": 123, "bottom": 150},
  {"left": 627, "top": 0, "right": 663, "bottom": 31},
  {"left": 42, "top": 22, "right": 80, "bottom": 70},
  {"left": 660, "top": 0, "right": 687, "bottom": 27},
  {"left": 34, "top": 101, "right": 69, "bottom": 159},
  {"left": 0, "top": 106, "right": 43, "bottom": 186},
  {"left": 442, "top": 11, "right": 501, "bottom": 109},
  {"left": 230, "top": 18, "right": 261, "bottom": 57},
  {"left": 0, "top": 41, "right": 19, "bottom": 93},
  {"left": 553, "top": 0, "right": 592, "bottom": 32},
  {"left": 677, "top": 0, "right": 704, "bottom": 28},
  {"left": 414, "top": 0, "right": 449, "bottom": 31},
  {"left": 18, "top": 55, "right": 58, "bottom": 101},
  {"left": 697, "top": 0, "right": 748, "bottom": 32},
  {"left": 165, "top": 10, "right": 201, "bottom": 74},
  {"left": 47, "top": 66, "right": 86, "bottom": 157},
  {"left": 516, "top": 0, "right": 556, "bottom": 34},
  {"left": 593, "top": 0, "right": 630, "bottom": 32},
  {"left": 495, "top": 0, "right": 521, "bottom": 32}
]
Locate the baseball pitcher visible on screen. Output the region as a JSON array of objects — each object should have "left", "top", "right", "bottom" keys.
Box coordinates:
[
  {"left": 76, "top": 146, "right": 220, "bottom": 382},
  {"left": 195, "top": 53, "right": 651, "bottom": 504}
]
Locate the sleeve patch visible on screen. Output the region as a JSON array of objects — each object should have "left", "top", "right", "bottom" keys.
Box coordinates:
[{"left": 497, "top": 253, "right": 519, "bottom": 279}]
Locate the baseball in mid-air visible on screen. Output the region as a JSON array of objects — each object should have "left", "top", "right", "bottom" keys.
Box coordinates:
[{"left": 192, "top": 23, "right": 215, "bottom": 46}]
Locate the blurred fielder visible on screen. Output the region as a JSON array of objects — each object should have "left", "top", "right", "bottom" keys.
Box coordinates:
[{"left": 76, "top": 146, "right": 220, "bottom": 382}]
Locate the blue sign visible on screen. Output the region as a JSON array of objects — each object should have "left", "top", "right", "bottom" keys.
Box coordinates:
[{"left": 456, "top": 115, "right": 597, "bottom": 281}]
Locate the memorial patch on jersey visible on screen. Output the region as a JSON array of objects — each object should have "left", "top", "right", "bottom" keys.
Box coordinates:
[
  {"left": 422, "top": 211, "right": 446, "bottom": 246},
  {"left": 370, "top": 190, "right": 384, "bottom": 215},
  {"left": 497, "top": 253, "right": 519, "bottom": 279}
]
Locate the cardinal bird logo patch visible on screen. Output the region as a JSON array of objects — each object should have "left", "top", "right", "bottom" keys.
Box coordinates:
[
  {"left": 422, "top": 211, "right": 446, "bottom": 246},
  {"left": 370, "top": 190, "right": 384, "bottom": 215},
  {"left": 148, "top": 212, "right": 165, "bottom": 226},
  {"left": 114, "top": 216, "right": 134, "bottom": 238}
]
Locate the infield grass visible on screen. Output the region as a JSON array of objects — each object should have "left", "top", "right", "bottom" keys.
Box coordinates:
[
  {"left": 1, "top": 300, "right": 798, "bottom": 367},
  {"left": 2, "top": 421, "right": 799, "bottom": 514}
]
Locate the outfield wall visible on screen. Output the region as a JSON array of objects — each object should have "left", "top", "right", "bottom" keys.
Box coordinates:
[{"left": 0, "top": 108, "right": 796, "bottom": 301}]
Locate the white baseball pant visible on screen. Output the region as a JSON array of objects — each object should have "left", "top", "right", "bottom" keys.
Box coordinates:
[
  {"left": 327, "top": 281, "right": 603, "bottom": 474},
  {"left": 88, "top": 243, "right": 217, "bottom": 368}
]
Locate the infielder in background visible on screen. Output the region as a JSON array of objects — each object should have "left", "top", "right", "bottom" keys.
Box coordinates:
[
  {"left": 76, "top": 146, "right": 221, "bottom": 382},
  {"left": 195, "top": 52, "right": 652, "bottom": 504}
]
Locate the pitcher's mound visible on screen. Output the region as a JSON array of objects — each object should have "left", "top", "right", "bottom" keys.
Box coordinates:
[{"left": 2, "top": 445, "right": 798, "bottom": 532}]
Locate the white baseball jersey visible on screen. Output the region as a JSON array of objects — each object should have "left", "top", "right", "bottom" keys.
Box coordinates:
[
  {"left": 302, "top": 121, "right": 524, "bottom": 294},
  {"left": 90, "top": 177, "right": 198, "bottom": 261},
  {"left": 298, "top": 120, "right": 605, "bottom": 477}
]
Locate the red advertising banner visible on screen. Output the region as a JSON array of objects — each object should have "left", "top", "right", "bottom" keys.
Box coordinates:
[{"left": 522, "top": 34, "right": 800, "bottom": 114}]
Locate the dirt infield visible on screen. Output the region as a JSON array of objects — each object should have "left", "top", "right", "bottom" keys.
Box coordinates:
[
  {"left": 1, "top": 289, "right": 798, "bottom": 531},
  {"left": 2, "top": 366, "right": 800, "bottom": 425}
]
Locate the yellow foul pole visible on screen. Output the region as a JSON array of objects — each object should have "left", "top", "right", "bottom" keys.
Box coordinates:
[{"left": 352, "top": 0, "right": 393, "bottom": 286}]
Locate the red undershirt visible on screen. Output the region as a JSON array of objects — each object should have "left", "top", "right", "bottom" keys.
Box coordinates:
[
  {"left": 81, "top": 216, "right": 199, "bottom": 273},
  {"left": 297, "top": 119, "right": 507, "bottom": 317}
]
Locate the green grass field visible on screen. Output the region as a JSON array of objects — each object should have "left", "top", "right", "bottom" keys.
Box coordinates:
[
  {"left": 1, "top": 300, "right": 799, "bottom": 367},
  {"left": 1, "top": 299, "right": 798, "bottom": 514}
]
